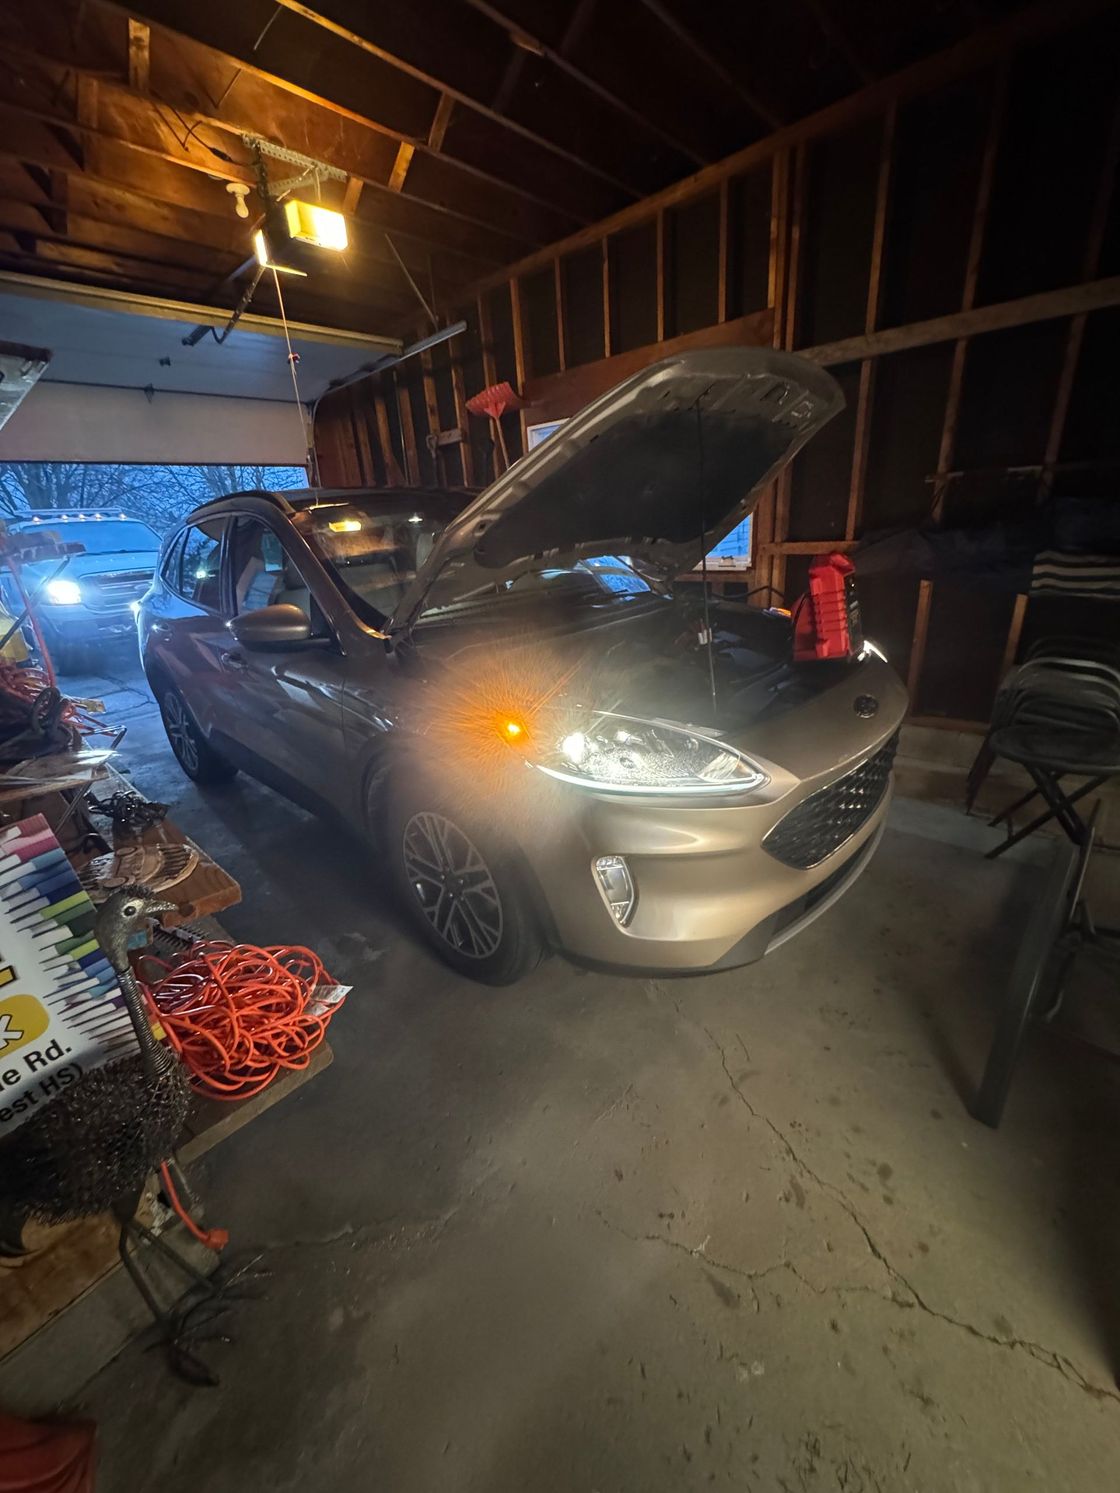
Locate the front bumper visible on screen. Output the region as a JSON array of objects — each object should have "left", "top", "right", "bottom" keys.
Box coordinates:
[
  {"left": 520, "top": 657, "right": 906, "bottom": 973},
  {"left": 38, "top": 602, "right": 139, "bottom": 642}
]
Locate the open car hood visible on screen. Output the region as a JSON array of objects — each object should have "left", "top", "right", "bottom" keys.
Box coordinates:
[{"left": 389, "top": 347, "right": 843, "bottom": 629}]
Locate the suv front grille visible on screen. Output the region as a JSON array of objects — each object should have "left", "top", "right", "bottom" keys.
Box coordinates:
[
  {"left": 763, "top": 731, "right": 899, "bottom": 870},
  {"left": 82, "top": 571, "right": 151, "bottom": 611}
]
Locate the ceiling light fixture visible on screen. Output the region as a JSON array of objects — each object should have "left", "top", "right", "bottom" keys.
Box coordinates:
[
  {"left": 284, "top": 200, "right": 347, "bottom": 252},
  {"left": 225, "top": 182, "right": 251, "bottom": 219},
  {"left": 252, "top": 228, "right": 307, "bottom": 277}
]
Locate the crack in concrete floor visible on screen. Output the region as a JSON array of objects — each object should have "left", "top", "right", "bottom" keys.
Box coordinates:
[{"left": 694, "top": 1021, "right": 1120, "bottom": 1405}]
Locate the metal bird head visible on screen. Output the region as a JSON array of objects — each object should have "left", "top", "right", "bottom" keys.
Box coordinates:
[{"left": 94, "top": 884, "right": 177, "bottom": 971}]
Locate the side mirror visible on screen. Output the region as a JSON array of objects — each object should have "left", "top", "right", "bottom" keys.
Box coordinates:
[{"left": 230, "top": 603, "right": 313, "bottom": 649}]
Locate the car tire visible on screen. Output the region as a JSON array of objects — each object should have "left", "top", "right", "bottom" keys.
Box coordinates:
[
  {"left": 157, "top": 682, "right": 237, "bottom": 785},
  {"left": 386, "top": 782, "right": 544, "bottom": 985}
]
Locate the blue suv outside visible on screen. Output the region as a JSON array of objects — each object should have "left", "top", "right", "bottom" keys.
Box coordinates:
[{"left": 2, "top": 510, "right": 160, "bottom": 665}]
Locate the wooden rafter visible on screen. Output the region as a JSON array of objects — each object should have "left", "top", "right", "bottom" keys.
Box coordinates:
[
  {"left": 3, "top": 26, "right": 573, "bottom": 254},
  {"left": 0, "top": 117, "right": 435, "bottom": 309},
  {"left": 796, "top": 0, "right": 875, "bottom": 84},
  {"left": 845, "top": 103, "right": 895, "bottom": 542},
  {"left": 463, "top": 0, "right": 707, "bottom": 167},
  {"left": 907, "top": 61, "right": 1006, "bottom": 704},
  {"left": 635, "top": 0, "right": 783, "bottom": 129},
  {"left": 466, "top": 0, "right": 1114, "bottom": 297},
  {"left": 126, "top": 19, "right": 151, "bottom": 93},
  {"left": 212, "top": 0, "right": 640, "bottom": 202}
]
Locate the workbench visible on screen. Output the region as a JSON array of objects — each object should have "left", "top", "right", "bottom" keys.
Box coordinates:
[{"left": 0, "top": 776, "right": 331, "bottom": 1366}]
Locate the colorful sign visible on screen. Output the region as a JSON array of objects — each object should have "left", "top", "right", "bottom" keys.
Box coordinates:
[{"left": 0, "top": 815, "right": 137, "bottom": 1134}]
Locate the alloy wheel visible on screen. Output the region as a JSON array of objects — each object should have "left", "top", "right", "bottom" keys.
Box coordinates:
[
  {"left": 402, "top": 811, "right": 504, "bottom": 959},
  {"left": 163, "top": 691, "right": 200, "bottom": 774}
]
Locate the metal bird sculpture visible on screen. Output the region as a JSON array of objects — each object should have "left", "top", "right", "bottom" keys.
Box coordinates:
[{"left": 0, "top": 887, "right": 237, "bottom": 1383}]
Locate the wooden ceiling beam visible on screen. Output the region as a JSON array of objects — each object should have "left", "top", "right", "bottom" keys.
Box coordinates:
[
  {"left": 0, "top": 70, "right": 517, "bottom": 278},
  {"left": 126, "top": 18, "right": 151, "bottom": 92},
  {"left": 0, "top": 9, "right": 561, "bottom": 255},
  {"left": 0, "top": 115, "right": 457, "bottom": 311},
  {"left": 257, "top": 0, "right": 640, "bottom": 199},
  {"left": 634, "top": 0, "right": 784, "bottom": 129},
  {"left": 467, "top": 0, "right": 1116, "bottom": 296},
  {"left": 0, "top": 223, "right": 418, "bottom": 331},
  {"left": 0, "top": 199, "right": 238, "bottom": 280},
  {"left": 97, "top": 0, "right": 611, "bottom": 229},
  {"left": 795, "top": 0, "right": 876, "bottom": 85},
  {"left": 463, "top": 0, "right": 707, "bottom": 166},
  {"left": 427, "top": 93, "right": 455, "bottom": 153}
]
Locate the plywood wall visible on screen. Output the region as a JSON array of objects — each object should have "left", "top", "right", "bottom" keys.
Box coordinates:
[{"left": 314, "top": 2, "right": 1120, "bottom": 729}]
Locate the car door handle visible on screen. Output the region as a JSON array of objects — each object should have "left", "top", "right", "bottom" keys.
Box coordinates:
[{"left": 220, "top": 648, "right": 248, "bottom": 670}]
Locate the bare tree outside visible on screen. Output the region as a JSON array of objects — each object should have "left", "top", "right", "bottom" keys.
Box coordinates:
[{"left": 0, "top": 463, "right": 307, "bottom": 534}]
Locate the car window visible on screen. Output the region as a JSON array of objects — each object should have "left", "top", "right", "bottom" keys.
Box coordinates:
[
  {"left": 13, "top": 519, "right": 158, "bottom": 555},
  {"left": 230, "top": 517, "right": 321, "bottom": 627},
  {"left": 293, "top": 502, "right": 445, "bottom": 626},
  {"left": 160, "top": 530, "right": 185, "bottom": 586},
  {"left": 178, "top": 519, "right": 228, "bottom": 610}
]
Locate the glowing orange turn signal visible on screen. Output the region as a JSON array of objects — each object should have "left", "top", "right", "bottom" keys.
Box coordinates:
[{"left": 500, "top": 719, "right": 525, "bottom": 740}]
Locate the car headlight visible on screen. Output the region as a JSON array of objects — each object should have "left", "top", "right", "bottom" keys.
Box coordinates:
[
  {"left": 529, "top": 712, "right": 768, "bottom": 796},
  {"left": 45, "top": 577, "right": 82, "bottom": 605}
]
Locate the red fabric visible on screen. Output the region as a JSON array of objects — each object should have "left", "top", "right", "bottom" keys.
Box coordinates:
[
  {"left": 0, "top": 1412, "right": 96, "bottom": 1493},
  {"left": 465, "top": 381, "right": 524, "bottom": 420}
]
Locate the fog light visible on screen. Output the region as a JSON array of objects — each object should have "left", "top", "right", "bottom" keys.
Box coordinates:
[{"left": 593, "top": 855, "right": 635, "bottom": 926}]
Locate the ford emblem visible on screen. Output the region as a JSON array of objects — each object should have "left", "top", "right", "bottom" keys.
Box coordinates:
[{"left": 854, "top": 694, "right": 879, "bottom": 719}]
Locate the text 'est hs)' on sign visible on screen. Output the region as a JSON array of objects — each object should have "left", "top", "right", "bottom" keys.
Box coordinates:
[{"left": 0, "top": 815, "right": 138, "bottom": 1134}]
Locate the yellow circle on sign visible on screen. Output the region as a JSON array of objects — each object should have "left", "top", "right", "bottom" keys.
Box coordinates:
[{"left": 0, "top": 995, "right": 50, "bottom": 1059}]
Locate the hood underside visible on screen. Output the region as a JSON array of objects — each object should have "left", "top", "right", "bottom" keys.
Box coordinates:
[{"left": 391, "top": 347, "right": 843, "bottom": 629}]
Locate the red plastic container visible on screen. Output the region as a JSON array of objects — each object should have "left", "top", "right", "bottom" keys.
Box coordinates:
[{"left": 794, "top": 552, "right": 861, "bottom": 661}]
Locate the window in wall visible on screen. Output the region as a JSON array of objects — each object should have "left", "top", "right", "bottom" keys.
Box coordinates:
[{"left": 702, "top": 516, "right": 753, "bottom": 569}]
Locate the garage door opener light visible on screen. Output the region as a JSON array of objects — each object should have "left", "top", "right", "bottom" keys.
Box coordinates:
[
  {"left": 284, "top": 200, "right": 347, "bottom": 252},
  {"left": 253, "top": 229, "right": 307, "bottom": 277}
]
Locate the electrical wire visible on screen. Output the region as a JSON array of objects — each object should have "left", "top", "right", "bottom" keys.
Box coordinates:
[
  {"left": 695, "top": 403, "right": 718, "bottom": 715},
  {"left": 158, "top": 1162, "right": 228, "bottom": 1252},
  {"left": 141, "top": 942, "right": 345, "bottom": 1102}
]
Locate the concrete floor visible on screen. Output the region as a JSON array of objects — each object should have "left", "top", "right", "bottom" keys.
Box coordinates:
[{"left": 16, "top": 645, "right": 1120, "bottom": 1490}]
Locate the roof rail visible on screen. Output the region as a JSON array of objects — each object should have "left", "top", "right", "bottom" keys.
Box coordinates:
[{"left": 187, "top": 488, "right": 300, "bottom": 517}]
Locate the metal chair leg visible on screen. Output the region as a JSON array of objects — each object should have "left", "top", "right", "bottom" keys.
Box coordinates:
[{"left": 972, "top": 834, "right": 1082, "bottom": 1128}]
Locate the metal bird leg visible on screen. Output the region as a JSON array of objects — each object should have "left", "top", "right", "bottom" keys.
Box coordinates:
[{"left": 113, "top": 1191, "right": 226, "bottom": 1387}]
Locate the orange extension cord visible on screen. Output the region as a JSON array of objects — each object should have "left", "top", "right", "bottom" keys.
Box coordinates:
[{"left": 141, "top": 942, "right": 345, "bottom": 1103}]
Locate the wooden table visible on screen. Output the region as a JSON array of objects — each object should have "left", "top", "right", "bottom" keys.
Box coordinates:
[{"left": 0, "top": 786, "right": 331, "bottom": 1366}]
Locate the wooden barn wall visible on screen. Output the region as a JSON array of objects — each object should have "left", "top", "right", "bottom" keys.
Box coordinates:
[{"left": 314, "top": 2, "right": 1120, "bottom": 729}]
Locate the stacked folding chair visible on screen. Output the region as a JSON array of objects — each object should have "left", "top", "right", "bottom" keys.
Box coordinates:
[
  {"left": 970, "top": 636, "right": 1120, "bottom": 858},
  {"left": 970, "top": 636, "right": 1120, "bottom": 1127}
]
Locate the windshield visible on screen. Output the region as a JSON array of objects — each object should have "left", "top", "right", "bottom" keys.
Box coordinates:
[
  {"left": 294, "top": 500, "right": 448, "bottom": 626},
  {"left": 14, "top": 518, "right": 158, "bottom": 555}
]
